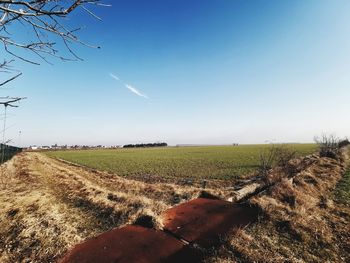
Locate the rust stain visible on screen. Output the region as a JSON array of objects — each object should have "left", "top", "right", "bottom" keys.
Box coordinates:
[
  {"left": 160, "top": 198, "right": 259, "bottom": 246},
  {"left": 59, "top": 225, "right": 200, "bottom": 263}
]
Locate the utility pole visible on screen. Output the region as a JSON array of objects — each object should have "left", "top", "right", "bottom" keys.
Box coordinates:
[
  {"left": 18, "top": 131, "right": 22, "bottom": 148},
  {"left": 0, "top": 97, "right": 26, "bottom": 163}
]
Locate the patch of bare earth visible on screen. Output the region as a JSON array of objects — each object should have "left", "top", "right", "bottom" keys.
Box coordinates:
[
  {"left": 205, "top": 148, "right": 350, "bottom": 263},
  {"left": 0, "top": 152, "right": 225, "bottom": 263}
]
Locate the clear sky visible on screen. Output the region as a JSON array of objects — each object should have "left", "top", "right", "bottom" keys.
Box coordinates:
[{"left": 2, "top": 0, "right": 350, "bottom": 146}]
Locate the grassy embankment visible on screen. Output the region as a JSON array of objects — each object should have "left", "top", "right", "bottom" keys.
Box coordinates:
[
  {"left": 335, "top": 169, "right": 350, "bottom": 205},
  {"left": 47, "top": 144, "right": 316, "bottom": 181}
]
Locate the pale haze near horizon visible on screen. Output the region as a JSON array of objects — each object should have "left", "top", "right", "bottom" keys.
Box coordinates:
[{"left": 2, "top": 0, "right": 350, "bottom": 147}]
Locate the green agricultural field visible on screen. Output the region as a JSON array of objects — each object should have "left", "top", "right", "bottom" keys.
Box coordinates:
[{"left": 46, "top": 144, "right": 316, "bottom": 181}]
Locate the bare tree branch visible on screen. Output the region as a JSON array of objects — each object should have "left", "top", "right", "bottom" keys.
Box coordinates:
[
  {"left": 0, "top": 72, "right": 21, "bottom": 86},
  {"left": 0, "top": 0, "right": 108, "bottom": 86}
]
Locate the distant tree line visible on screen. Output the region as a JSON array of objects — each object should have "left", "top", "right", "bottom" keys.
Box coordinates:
[{"left": 123, "top": 142, "right": 168, "bottom": 148}]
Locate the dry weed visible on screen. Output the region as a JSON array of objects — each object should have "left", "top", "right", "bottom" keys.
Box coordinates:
[{"left": 209, "top": 148, "right": 350, "bottom": 263}]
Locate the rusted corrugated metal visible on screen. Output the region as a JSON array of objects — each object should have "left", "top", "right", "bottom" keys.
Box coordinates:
[
  {"left": 161, "top": 198, "right": 258, "bottom": 246},
  {"left": 60, "top": 225, "right": 200, "bottom": 263},
  {"left": 60, "top": 198, "right": 259, "bottom": 263}
]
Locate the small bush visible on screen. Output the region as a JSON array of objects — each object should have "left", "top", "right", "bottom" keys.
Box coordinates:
[
  {"left": 258, "top": 145, "right": 297, "bottom": 180},
  {"left": 258, "top": 146, "right": 278, "bottom": 177},
  {"left": 275, "top": 146, "right": 297, "bottom": 175},
  {"left": 314, "top": 134, "right": 340, "bottom": 159}
]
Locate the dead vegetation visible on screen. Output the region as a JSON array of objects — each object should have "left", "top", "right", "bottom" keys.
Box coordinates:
[
  {"left": 206, "top": 147, "right": 350, "bottom": 263},
  {"left": 314, "top": 134, "right": 349, "bottom": 160},
  {"left": 0, "top": 145, "right": 349, "bottom": 263},
  {"left": 0, "top": 152, "right": 226, "bottom": 262},
  {"left": 258, "top": 145, "right": 299, "bottom": 186}
]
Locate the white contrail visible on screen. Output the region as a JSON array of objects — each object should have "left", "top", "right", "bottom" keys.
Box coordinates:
[
  {"left": 125, "top": 84, "right": 149, "bottom": 99},
  {"left": 109, "top": 73, "right": 120, "bottom": 81},
  {"left": 109, "top": 73, "right": 149, "bottom": 99}
]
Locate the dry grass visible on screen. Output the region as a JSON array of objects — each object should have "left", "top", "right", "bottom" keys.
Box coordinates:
[
  {"left": 205, "top": 148, "right": 350, "bottom": 263},
  {"left": 0, "top": 152, "right": 228, "bottom": 262},
  {"left": 1, "top": 147, "right": 349, "bottom": 263}
]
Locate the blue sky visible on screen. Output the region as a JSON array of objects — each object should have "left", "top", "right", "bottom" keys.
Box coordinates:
[{"left": 2, "top": 0, "right": 350, "bottom": 146}]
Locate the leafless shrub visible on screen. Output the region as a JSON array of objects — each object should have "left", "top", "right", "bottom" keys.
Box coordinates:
[
  {"left": 259, "top": 145, "right": 297, "bottom": 183},
  {"left": 275, "top": 146, "right": 296, "bottom": 167},
  {"left": 314, "top": 134, "right": 340, "bottom": 159},
  {"left": 258, "top": 145, "right": 278, "bottom": 178},
  {"left": 276, "top": 146, "right": 298, "bottom": 177}
]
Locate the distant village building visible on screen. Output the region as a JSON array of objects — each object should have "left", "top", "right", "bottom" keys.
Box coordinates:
[
  {"left": 29, "top": 146, "right": 39, "bottom": 150},
  {"left": 25, "top": 144, "right": 122, "bottom": 151}
]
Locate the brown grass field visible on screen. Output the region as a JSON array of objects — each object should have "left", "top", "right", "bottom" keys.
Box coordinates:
[
  {"left": 0, "top": 152, "right": 225, "bottom": 262},
  {"left": 0, "top": 147, "right": 349, "bottom": 263}
]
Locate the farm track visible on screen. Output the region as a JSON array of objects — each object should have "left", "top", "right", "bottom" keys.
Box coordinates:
[{"left": 0, "top": 152, "right": 228, "bottom": 263}]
